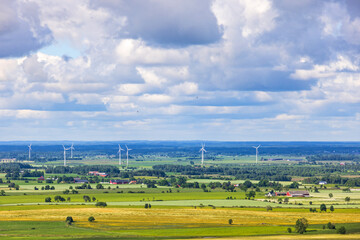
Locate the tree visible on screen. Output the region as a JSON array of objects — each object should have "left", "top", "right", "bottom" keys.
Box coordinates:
[
  {"left": 287, "top": 228, "right": 292, "bottom": 233},
  {"left": 228, "top": 219, "right": 233, "bottom": 225},
  {"left": 295, "top": 218, "right": 308, "bottom": 234},
  {"left": 88, "top": 216, "right": 95, "bottom": 222},
  {"left": 96, "top": 184, "right": 104, "bottom": 189},
  {"left": 45, "top": 197, "right": 51, "bottom": 202},
  {"left": 83, "top": 195, "right": 91, "bottom": 202},
  {"left": 289, "top": 181, "right": 299, "bottom": 189},
  {"left": 54, "top": 195, "right": 62, "bottom": 202},
  {"left": 284, "top": 197, "right": 289, "bottom": 203},
  {"left": 246, "top": 191, "right": 256, "bottom": 199},
  {"left": 66, "top": 216, "right": 74, "bottom": 225},
  {"left": 327, "top": 222, "right": 336, "bottom": 229},
  {"left": 337, "top": 226, "right": 346, "bottom": 234},
  {"left": 0, "top": 190, "right": 5, "bottom": 196},
  {"left": 320, "top": 203, "right": 327, "bottom": 212},
  {"left": 345, "top": 197, "right": 350, "bottom": 203},
  {"left": 266, "top": 205, "right": 272, "bottom": 211},
  {"left": 277, "top": 198, "right": 283, "bottom": 204},
  {"left": 329, "top": 193, "right": 333, "bottom": 198},
  {"left": 330, "top": 205, "right": 334, "bottom": 212}
]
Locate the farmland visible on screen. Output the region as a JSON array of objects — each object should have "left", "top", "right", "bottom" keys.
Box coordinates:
[{"left": 0, "top": 141, "right": 359, "bottom": 239}]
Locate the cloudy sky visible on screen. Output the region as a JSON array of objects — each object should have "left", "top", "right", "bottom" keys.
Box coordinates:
[{"left": 0, "top": 0, "right": 359, "bottom": 141}]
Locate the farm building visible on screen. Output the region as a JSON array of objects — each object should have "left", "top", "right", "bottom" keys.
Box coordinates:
[
  {"left": 74, "top": 178, "right": 89, "bottom": 183},
  {"left": 265, "top": 192, "right": 276, "bottom": 197},
  {"left": 275, "top": 192, "right": 287, "bottom": 196},
  {"left": 286, "top": 191, "right": 310, "bottom": 197},
  {"left": 88, "top": 171, "right": 108, "bottom": 177},
  {"left": 38, "top": 176, "right": 45, "bottom": 181},
  {"left": 110, "top": 179, "right": 129, "bottom": 184}
]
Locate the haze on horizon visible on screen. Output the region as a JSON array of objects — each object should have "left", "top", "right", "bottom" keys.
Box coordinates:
[{"left": 0, "top": 0, "right": 359, "bottom": 141}]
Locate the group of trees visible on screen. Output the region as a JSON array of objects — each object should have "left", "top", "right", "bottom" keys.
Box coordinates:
[
  {"left": 45, "top": 165, "right": 166, "bottom": 178},
  {"left": 303, "top": 175, "right": 360, "bottom": 187},
  {"left": 306, "top": 154, "right": 360, "bottom": 162}
]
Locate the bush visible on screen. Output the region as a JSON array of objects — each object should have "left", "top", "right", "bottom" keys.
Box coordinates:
[
  {"left": 327, "top": 222, "right": 336, "bottom": 230},
  {"left": 45, "top": 197, "right": 51, "bottom": 202},
  {"left": 266, "top": 205, "right": 272, "bottom": 211},
  {"left": 228, "top": 219, "right": 233, "bottom": 225},
  {"left": 95, "top": 202, "right": 107, "bottom": 207},
  {"left": 88, "top": 216, "right": 95, "bottom": 222},
  {"left": 337, "top": 226, "right": 346, "bottom": 234},
  {"left": 287, "top": 228, "right": 292, "bottom": 233},
  {"left": 66, "top": 216, "right": 73, "bottom": 225}
]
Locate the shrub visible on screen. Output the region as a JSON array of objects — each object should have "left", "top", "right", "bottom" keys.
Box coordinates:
[
  {"left": 266, "top": 205, "right": 272, "bottom": 211},
  {"left": 95, "top": 202, "right": 107, "bottom": 207},
  {"left": 327, "top": 222, "right": 336, "bottom": 230},
  {"left": 66, "top": 216, "right": 73, "bottom": 225},
  {"left": 287, "top": 228, "right": 292, "bottom": 233},
  {"left": 88, "top": 216, "right": 95, "bottom": 222},
  {"left": 45, "top": 197, "right": 51, "bottom": 202},
  {"left": 228, "top": 219, "right": 233, "bottom": 225},
  {"left": 337, "top": 226, "right": 346, "bottom": 234}
]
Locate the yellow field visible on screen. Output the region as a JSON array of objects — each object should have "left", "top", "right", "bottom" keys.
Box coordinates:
[{"left": 0, "top": 206, "right": 358, "bottom": 228}]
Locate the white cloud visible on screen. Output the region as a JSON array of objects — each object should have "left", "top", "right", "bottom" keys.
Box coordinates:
[{"left": 116, "top": 39, "right": 189, "bottom": 65}]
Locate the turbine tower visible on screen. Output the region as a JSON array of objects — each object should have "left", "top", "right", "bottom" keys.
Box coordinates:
[
  {"left": 63, "top": 145, "right": 70, "bottom": 166},
  {"left": 28, "top": 144, "right": 32, "bottom": 161},
  {"left": 253, "top": 145, "right": 261, "bottom": 164},
  {"left": 118, "top": 144, "right": 124, "bottom": 165},
  {"left": 125, "top": 145, "right": 132, "bottom": 167},
  {"left": 70, "top": 143, "right": 75, "bottom": 158},
  {"left": 199, "top": 143, "right": 207, "bottom": 167}
]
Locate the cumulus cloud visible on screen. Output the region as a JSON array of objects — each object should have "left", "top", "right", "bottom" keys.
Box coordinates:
[
  {"left": 90, "top": 0, "right": 222, "bottom": 46},
  {"left": 0, "top": 0, "right": 359, "bottom": 140},
  {"left": 0, "top": 0, "right": 52, "bottom": 57}
]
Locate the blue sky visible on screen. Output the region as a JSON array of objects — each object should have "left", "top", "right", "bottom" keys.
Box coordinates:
[{"left": 0, "top": 0, "right": 359, "bottom": 141}]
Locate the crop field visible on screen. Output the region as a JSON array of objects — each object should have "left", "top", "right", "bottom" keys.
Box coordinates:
[
  {"left": 0, "top": 205, "right": 359, "bottom": 239},
  {"left": 25, "top": 154, "right": 306, "bottom": 168}
]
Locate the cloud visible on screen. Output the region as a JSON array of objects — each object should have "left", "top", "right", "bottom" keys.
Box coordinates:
[
  {"left": 0, "top": 0, "right": 52, "bottom": 58},
  {"left": 0, "top": 0, "right": 359, "bottom": 140},
  {"left": 90, "top": 0, "right": 222, "bottom": 46}
]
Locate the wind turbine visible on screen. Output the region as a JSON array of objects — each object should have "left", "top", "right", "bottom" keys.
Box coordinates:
[
  {"left": 199, "top": 143, "right": 207, "bottom": 167},
  {"left": 70, "top": 143, "right": 75, "bottom": 158},
  {"left": 253, "top": 145, "right": 261, "bottom": 164},
  {"left": 28, "top": 144, "right": 32, "bottom": 161},
  {"left": 125, "top": 145, "right": 132, "bottom": 167},
  {"left": 118, "top": 144, "right": 124, "bottom": 165},
  {"left": 63, "top": 145, "right": 70, "bottom": 166}
]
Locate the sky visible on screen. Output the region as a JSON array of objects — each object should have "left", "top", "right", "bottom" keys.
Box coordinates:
[{"left": 0, "top": 0, "right": 359, "bottom": 141}]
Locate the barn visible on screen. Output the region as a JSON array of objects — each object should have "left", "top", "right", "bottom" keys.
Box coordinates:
[
  {"left": 286, "top": 191, "right": 310, "bottom": 197},
  {"left": 110, "top": 179, "right": 129, "bottom": 184}
]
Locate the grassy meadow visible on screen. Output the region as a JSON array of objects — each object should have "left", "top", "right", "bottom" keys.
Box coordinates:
[{"left": 0, "top": 152, "right": 359, "bottom": 239}]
